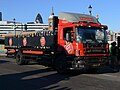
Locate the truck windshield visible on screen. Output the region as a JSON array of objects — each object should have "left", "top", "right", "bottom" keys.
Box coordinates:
[{"left": 76, "top": 27, "right": 107, "bottom": 43}]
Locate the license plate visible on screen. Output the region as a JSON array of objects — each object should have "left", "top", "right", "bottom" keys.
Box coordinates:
[{"left": 92, "top": 64, "right": 100, "bottom": 67}]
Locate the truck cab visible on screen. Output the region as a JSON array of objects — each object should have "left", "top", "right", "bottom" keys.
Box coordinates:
[{"left": 52, "top": 12, "right": 109, "bottom": 72}]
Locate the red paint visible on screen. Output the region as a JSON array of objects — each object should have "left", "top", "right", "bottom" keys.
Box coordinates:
[{"left": 23, "top": 50, "right": 43, "bottom": 54}]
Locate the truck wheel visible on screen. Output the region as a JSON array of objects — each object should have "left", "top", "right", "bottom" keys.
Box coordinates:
[
  {"left": 16, "top": 51, "right": 25, "bottom": 65},
  {"left": 55, "top": 56, "right": 67, "bottom": 74}
]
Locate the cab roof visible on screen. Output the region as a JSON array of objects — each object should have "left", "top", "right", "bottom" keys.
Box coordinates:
[{"left": 58, "top": 12, "right": 99, "bottom": 24}]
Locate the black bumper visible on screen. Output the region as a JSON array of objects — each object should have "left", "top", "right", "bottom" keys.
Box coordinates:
[{"left": 67, "top": 56, "right": 109, "bottom": 70}]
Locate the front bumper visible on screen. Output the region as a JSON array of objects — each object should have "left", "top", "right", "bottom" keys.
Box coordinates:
[{"left": 67, "top": 56, "right": 109, "bottom": 70}]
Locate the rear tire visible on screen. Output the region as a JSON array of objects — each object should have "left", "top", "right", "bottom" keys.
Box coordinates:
[{"left": 16, "top": 51, "right": 25, "bottom": 65}]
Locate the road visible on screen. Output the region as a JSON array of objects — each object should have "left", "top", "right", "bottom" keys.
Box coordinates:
[{"left": 0, "top": 56, "right": 120, "bottom": 90}]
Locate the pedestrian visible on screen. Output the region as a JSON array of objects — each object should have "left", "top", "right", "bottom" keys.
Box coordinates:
[{"left": 110, "top": 42, "right": 119, "bottom": 72}]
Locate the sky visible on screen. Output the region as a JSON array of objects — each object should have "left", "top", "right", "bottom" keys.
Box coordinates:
[{"left": 0, "top": 0, "right": 120, "bottom": 32}]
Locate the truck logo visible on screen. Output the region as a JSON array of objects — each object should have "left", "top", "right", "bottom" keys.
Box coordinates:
[
  {"left": 9, "top": 38, "right": 12, "bottom": 46},
  {"left": 64, "top": 42, "right": 73, "bottom": 54},
  {"left": 23, "top": 38, "right": 27, "bottom": 46},
  {"left": 40, "top": 37, "right": 46, "bottom": 47},
  {"left": 80, "top": 17, "right": 94, "bottom": 21}
]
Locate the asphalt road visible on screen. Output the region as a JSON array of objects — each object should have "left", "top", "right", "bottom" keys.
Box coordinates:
[{"left": 0, "top": 56, "right": 120, "bottom": 90}]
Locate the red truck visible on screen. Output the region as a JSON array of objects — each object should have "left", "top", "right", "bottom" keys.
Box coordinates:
[{"left": 5, "top": 12, "right": 109, "bottom": 73}]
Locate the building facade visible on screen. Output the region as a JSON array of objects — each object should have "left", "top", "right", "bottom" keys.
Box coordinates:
[
  {"left": 0, "top": 12, "right": 48, "bottom": 36},
  {"left": 107, "top": 30, "right": 120, "bottom": 44}
]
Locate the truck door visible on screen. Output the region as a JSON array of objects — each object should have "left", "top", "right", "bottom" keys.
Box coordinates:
[{"left": 62, "top": 27, "right": 74, "bottom": 55}]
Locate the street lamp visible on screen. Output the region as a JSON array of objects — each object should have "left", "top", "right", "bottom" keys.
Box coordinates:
[
  {"left": 88, "top": 5, "right": 92, "bottom": 15},
  {"left": 13, "top": 18, "right": 16, "bottom": 36}
]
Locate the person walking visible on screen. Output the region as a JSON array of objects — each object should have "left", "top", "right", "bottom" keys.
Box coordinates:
[{"left": 110, "top": 42, "right": 119, "bottom": 72}]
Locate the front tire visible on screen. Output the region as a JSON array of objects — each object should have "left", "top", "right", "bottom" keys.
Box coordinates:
[{"left": 55, "top": 55, "right": 67, "bottom": 74}]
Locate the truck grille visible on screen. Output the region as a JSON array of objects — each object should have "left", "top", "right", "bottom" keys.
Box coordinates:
[{"left": 83, "top": 43, "right": 108, "bottom": 54}]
